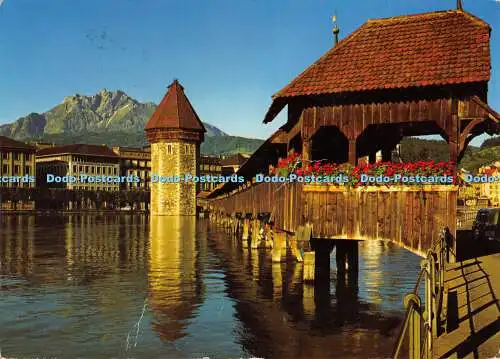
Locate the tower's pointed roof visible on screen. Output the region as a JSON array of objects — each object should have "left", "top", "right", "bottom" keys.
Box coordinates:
[{"left": 145, "top": 79, "right": 206, "bottom": 132}]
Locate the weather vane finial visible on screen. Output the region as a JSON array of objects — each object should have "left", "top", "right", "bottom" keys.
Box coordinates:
[{"left": 332, "top": 11, "right": 340, "bottom": 46}]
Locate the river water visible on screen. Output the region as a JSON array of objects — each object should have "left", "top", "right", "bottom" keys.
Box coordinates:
[{"left": 0, "top": 215, "right": 423, "bottom": 359}]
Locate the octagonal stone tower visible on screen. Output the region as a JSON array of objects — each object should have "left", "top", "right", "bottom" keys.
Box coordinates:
[{"left": 145, "top": 79, "right": 206, "bottom": 216}]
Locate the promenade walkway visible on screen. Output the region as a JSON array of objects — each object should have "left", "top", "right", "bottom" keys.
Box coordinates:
[{"left": 433, "top": 233, "right": 500, "bottom": 359}]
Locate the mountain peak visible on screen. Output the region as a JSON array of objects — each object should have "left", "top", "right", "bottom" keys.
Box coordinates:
[{"left": 0, "top": 89, "right": 233, "bottom": 141}]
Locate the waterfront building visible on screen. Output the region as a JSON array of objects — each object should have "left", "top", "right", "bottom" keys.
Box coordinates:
[
  {"left": 0, "top": 136, "right": 36, "bottom": 188},
  {"left": 199, "top": 155, "right": 223, "bottom": 192},
  {"left": 112, "top": 146, "right": 151, "bottom": 190},
  {"left": 478, "top": 162, "right": 500, "bottom": 207},
  {"left": 0, "top": 136, "right": 36, "bottom": 210},
  {"left": 36, "top": 144, "right": 120, "bottom": 191},
  {"left": 220, "top": 153, "right": 250, "bottom": 175},
  {"left": 145, "top": 79, "right": 206, "bottom": 216}
]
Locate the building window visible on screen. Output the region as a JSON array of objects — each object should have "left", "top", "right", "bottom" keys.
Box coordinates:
[
  {"left": 167, "top": 145, "right": 172, "bottom": 154},
  {"left": 25, "top": 154, "right": 31, "bottom": 161},
  {"left": 25, "top": 166, "right": 30, "bottom": 174},
  {"left": 14, "top": 165, "right": 19, "bottom": 174},
  {"left": 2, "top": 152, "right": 7, "bottom": 160},
  {"left": 13, "top": 153, "right": 19, "bottom": 161}
]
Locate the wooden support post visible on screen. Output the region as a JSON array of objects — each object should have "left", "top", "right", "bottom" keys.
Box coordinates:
[
  {"left": 302, "top": 137, "right": 312, "bottom": 163},
  {"left": 296, "top": 223, "right": 312, "bottom": 242},
  {"left": 272, "top": 231, "right": 286, "bottom": 262},
  {"left": 289, "top": 234, "right": 303, "bottom": 262},
  {"left": 251, "top": 219, "right": 260, "bottom": 249},
  {"left": 336, "top": 242, "right": 347, "bottom": 279},
  {"left": 449, "top": 113, "right": 459, "bottom": 177},
  {"left": 303, "top": 251, "right": 315, "bottom": 282},
  {"left": 263, "top": 222, "right": 273, "bottom": 248},
  {"left": 242, "top": 218, "right": 249, "bottom": 248},
  {"left": 348, "top": 138, "right": 357, "bottom": 165},
  {"left": 242, "top": 219, "right": 249, "bottom": 239},
  {"left": 314, "top": 241, "right": 333, "bottom": 281},
  {"left": 346, "top": 241, "right": 359, "bottom": 288}
]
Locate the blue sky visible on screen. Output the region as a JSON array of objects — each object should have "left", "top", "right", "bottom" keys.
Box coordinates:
[{"left": 0, "top": 0, "right": 499, "bottom": 146}]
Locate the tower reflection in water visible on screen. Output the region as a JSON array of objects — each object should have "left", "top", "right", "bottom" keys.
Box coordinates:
[{"left": 148, "top": 216, "right": 203, "bottom": 341}]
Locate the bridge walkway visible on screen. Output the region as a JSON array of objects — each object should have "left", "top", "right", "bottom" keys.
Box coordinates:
[{"left": 433, "top": 234, "right": 500, "bottom": 359}]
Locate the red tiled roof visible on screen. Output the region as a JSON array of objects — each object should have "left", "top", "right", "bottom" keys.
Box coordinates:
[
  {"left": 37, "top": 144, "right": 118, "bottom": 158},
  {"left": 145, "top": 79, "right": 206, "bottom": 132},
  {"left": 265, "top": 10, "right": 490, "bottom": 122},
  {"left": 0, "top": 136, "right": 35, "bottom": 151}
]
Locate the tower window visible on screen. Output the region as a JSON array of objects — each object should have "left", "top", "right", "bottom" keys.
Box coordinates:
[{"left": 167, "top": 145, "right": 172, "bottom": 154}]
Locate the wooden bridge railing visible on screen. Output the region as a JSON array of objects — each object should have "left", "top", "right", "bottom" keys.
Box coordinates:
[
  {"left": 392, "top": 228, "right": 449, "bottom": 359},
  {"left": 209, "top": 182, "right": 457, "bottom": 257}
]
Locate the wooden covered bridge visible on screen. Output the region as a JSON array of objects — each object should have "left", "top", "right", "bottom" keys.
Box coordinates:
[{"left": 203, "top": 7, "right": 500, "bottom": 281}]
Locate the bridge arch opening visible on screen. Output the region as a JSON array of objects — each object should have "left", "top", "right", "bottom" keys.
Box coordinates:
[{"left": 309, "top": 126, "right": 349, "bottom": 163}]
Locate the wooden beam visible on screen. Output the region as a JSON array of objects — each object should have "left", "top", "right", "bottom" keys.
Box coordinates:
[
  {"left": 287, "top": 115, "right": 303, "bottom": 144},
  {"left": 302, "top": 138, "right": 312, "bottom": 162},
  {"left": 458, "top": 118, "right": 484, "bottom": 153},
  {"left": 348, "top": 138, "right": 356, "bottom": 165},
  {"left": 449, "top": 114, "right": 459, "bottom": 171},
  {"left": 471, "top": 96, "right": 500, "bottom": 123}
]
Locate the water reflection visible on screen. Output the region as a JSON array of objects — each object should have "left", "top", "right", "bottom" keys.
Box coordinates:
[
  {"left": 148, "top": 216, "right": 203, "bottom": 342},
  {"left": 0, "top": 215, "right": 423, "bottom": 359},
  {"left": 206, "top": 229, "right": 408, "bottom": 359},
  {"left": 0, "top": 216, "right": 35, "bottom": 279}
]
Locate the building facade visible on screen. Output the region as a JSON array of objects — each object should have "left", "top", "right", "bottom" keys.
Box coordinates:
[
  {"left": 112, "top": 146, "right": 151, "bottom": 190},
  {"left": 199, "top": 155, "right": 223, "bottom": 192},
  {"left": 36, "top": 144, "right": 121, "bottom": 191},
  {"left": 220, "top": 153, "right": 249, "bottom": 175},
  {"left": 0, "top": 136, "right": 36, "bottom": 188},
  {"left": 478, "top": 162, "right": 500, "bottom": 207},
  {"left": 145, "top": 79, "right": 206, "bottom": 216},
  {"left": 0, "top": 136, "right": 36, "bottom": 210}
]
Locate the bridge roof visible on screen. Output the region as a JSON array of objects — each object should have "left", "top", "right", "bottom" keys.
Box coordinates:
[
  {"left": 145, "top": 79, "right": 206, "bottom": 132},
  {"left": 264, "top": 9, "right": 491, "bottom": 123}
]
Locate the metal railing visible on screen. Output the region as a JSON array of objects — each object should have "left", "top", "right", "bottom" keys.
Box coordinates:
[{"left": 392, "top": 228, "right": 449, "bottom": 359}]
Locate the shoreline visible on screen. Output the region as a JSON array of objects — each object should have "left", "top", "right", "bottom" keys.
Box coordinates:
[{"left": 0, "top": 209, "right": 149, "bottom": 215}]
